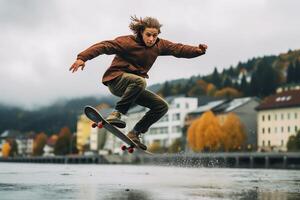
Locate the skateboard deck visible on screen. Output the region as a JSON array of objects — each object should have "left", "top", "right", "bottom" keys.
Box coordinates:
[{"left": 84, "top": 105, "right": 152, "bottom": 155}]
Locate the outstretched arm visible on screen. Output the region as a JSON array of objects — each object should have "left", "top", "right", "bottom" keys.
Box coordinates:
[
  {"left": 159, "top": 39, "right": 207, "bottom": 58},
  {"left": 69, "top": 37, "right": 124, "bottom": 73}
]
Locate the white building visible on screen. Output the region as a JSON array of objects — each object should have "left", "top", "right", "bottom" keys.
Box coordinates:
[
  {"left": 125, "top": 96, "right": 198, "bottom": 147},
  {"left": 256, "top": 90, "right": 300, "bottom": 151}
]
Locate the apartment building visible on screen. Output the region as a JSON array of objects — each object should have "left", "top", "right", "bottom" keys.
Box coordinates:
[
  {"left": 256, "top": 90, "right": 300, "bottom": 151},
  {"left": 124, "top": 96, "right": 198, "bottom": 147}
]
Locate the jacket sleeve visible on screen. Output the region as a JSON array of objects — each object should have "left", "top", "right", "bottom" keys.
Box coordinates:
[
  {"left": 77, "top": 37, "right": 124, "bottom": 62},
  {"left": 159, "top": 39, "right": 205, "bottom": 58}
]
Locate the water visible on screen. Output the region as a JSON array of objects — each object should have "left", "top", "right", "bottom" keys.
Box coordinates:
[{"left": 0, "top": 163, "right": 299, "bottom": 200}]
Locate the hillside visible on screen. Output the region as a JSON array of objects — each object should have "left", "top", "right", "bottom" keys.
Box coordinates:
[{"left": 0, "top": 49, "right": 299, "bottom": 136}]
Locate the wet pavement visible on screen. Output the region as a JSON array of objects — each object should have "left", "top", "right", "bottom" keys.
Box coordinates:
[{"left": 0, "top": 163, "right": 299, "bottom": 200}]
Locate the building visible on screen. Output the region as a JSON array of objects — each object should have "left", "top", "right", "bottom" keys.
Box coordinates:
[
  {"left": 125, "top": 96, "right": 198, "bottom": 148},
  {"left": 76, "top": 114, "right": 92, "bottom": 154},
  {"left": 215, "top": 97, "right": 260, "bottom": 151},
  {"left": 256, "top": 90, "right": 300, "bottom": 151}
]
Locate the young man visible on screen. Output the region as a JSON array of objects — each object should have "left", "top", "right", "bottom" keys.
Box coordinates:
[{"left": 70, "top": 16, "right": 207, "bottom": 150}]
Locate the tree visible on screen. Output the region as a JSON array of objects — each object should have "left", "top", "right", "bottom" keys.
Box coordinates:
[
  {"left": 33, "top": 132, "right": 48, "bottom": 156},
  {"left": 286, "top": 62, "right": 295, "bottom": 83},
  {"left": 148, "top": 141, "right": 166, "bottom": 153},
  {"left": 1, "top": 141, "right": 11, "bottom": 158},
  {"left": 295, "top": 60, "right": 300, "bottom": 83},
  {"left": 222, "top": 113, "right": 247, "bottom": 151},
  {"left": 7, "top": 139, "right": 18, "bottom": 157},
  {"left": 240, "top": 74, "right": 250, "bottom": 96},
  {"left": 168, "top": 138, "right": 182, "bottom": 153},
  {"left": 187, "top": 111, "right": 224, "bottom": 152},
  {"left": 214, "top": 87, "right": 242, "bottom": 99},
  {"left": 54, "top": 126, "right": 72, "bottom": 155},
  {"left": 206, "top": 83, "right": 216, "bottom": 96},
  {"left": 211, "top": 67, "right": 222, "bottom": 88},
  {"left": 222, "top": 76, "right": 233, "bottom": 88},
  {"left": 287, "top": 130, "right": 300, "bottom": 151},
  {"left": 250, "top": 59, "right": 279, "bottom": 97}
]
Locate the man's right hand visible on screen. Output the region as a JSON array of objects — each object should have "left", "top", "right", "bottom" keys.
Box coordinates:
[{"left": 69, "top": 59, "right": 85, "bottom": 73}]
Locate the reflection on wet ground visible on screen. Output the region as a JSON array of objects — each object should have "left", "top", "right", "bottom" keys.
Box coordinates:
[{"left": 0, "top": 163, "right": 299, "bottom": 200}]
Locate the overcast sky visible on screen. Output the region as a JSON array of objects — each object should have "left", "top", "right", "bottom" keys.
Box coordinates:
[{"left": 1, "top": 0, "right": 299, "bottom": 109}]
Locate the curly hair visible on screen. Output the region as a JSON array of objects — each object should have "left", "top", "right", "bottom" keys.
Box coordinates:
[{"left": 129, "top": 15, "right": 162, "bottom": 35}]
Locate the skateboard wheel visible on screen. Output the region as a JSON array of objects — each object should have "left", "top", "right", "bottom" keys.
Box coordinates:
[
  {"left": 128, "top": 147, "right": 134, "bottom": 153},
  {"left": 97, "top": 122, "right": 103, "bottom": 128},
  {"left": 121, "top": 145, "right": 127, "bottom": 151},
  {"left": 92, "top": 123, "right": 97, "bottom": 128}
]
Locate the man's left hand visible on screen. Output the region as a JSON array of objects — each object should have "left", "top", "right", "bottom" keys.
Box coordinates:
[{"left": 199, "top": 44, "right": 208, "bottom": 52}]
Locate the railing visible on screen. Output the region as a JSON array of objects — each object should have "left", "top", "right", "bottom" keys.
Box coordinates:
[{"left": 0, "top": 152, "right": 299, "bottom": 169}]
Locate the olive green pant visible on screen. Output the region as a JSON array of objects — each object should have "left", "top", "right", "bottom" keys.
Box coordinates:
[{"left": 107, "top": 73, "right": 169, "bottom": 133}]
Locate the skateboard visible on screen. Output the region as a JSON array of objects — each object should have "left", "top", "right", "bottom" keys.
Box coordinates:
[{"left": 84, "top": 105, "right": 153, "bottom": 155}]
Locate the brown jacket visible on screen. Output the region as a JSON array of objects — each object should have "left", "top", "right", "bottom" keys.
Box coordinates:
[{"left": 77, "top": 35, "right": 205, "bottom": 85}]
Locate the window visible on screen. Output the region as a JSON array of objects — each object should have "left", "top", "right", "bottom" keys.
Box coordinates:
[
  {"left": 268, "top": 115, "right": 271, "bottom": 121},
  {"left": 185, "top": 103, "right": 189, "bottom": 109},
  {"left": 288, "top": 126, "right": 290, "bottom": 133},
  {"left": 160, "top": 115, "right": 169, "bottom": 122},
  {"left": 176, "top": 103, "right": 180, "bottom": 108},
  {"left": 262, "top": 115, "right": 265, "bottom": 121},
  {"left": 275, "top": 114, "right": 277, "bottom": 121},
  {"left": 268, "top": 128, "right": 271, "bottom": 134},
  {"left": 281, "top": 127, "right": 284, "bottom": 133},
  {"left": 281, "top": 114, "right": 284, "bottom": 120},
  {"left": 262, "top": 128, "right": 265, "bottom": 134},
  {"left": 295, "top": 113, "right": 298, "bottom": 119},
  {"left": 172, "top": 126, "right": 181, "bottom": 133},
  {"left": 172, "top": 113, "right": 180, "bottom": 121},
  {"left": 268, "top": 141, "right": 271, "bottom": 147},
  {"left": 262, "top": 140, "right": 265, "bottom": 147},
  {"left": 287, "top": 113, "right": 290, "bottom": 120},
  {"left": 275, "top": 127, "right": 278, "bottom": 133},
  {"left": 281, "top": 140, "right": 284, "bottom": 146}
]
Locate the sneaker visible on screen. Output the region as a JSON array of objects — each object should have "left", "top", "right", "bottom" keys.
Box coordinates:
[
  {"left": 106, "top": 111, "right": 126, "bottom": 128},
  {"left": 127, "top": 131, "right": 147, "bottom": 150}
]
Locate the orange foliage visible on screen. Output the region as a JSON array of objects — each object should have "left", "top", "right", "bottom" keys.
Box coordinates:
[
  {"left": 2, "top": 142, "right": 11, "bottom": 158},
  {"left": 33, "top": 132, "right": 48, "bottom": 156},
  {"left": 187, "top": 111, "right": 224, "bottom": 152},
  {"left": 214, "top": 87, "right": 242, "bottom": 98},
  {"left": 222, "top": 113, "right": 247, "bottom": 151},
  {"left": 196, "top": 79, "right": 208, "bottom": 91},
  {"left": 206, "top": 83, "right": 216, "bottom": 96}
]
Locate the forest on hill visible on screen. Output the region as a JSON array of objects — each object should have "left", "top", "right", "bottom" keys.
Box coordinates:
[{"left": 0, "top": 49, "right": 299, "bottom": 135}]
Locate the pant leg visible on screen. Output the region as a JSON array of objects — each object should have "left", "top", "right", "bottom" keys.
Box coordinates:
[
  {"left": 107, "top": 73, "right": 146, "bottom": 114},
  {"left": 133, "top": 89, "right": 169, "bottom": 133}
]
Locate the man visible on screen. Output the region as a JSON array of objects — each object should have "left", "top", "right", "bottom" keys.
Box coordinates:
[{"left": 70, "top": 16, "right": 207, "bottom": 150}]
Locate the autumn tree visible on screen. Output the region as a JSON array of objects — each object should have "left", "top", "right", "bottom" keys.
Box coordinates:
[
  {"left": 206, "top": 83, "right": 216, "bottom": 96},
  {"left": 221, "top": 113, "right": 247, "bottom": 151},
  {"left": 214, "top": 87, "right": 242, "bottom": 99},
  {"left": 148, "top": 141, "right": 166, "bottom": 153},
  {"left": 1, "top": 141, "right": 11, "bottom": 158},
  {"left": 168, "top": 138, "right": 182, "bottom": 153},
  {"left": 54, "top": 126, "right": 72, "bottom": 155},
  {"left": 7, "top": 139, "right": 18, "bottom": 157},
  {"left": 187, "top": 111, "right": 224, "bottom": 152},
  {"left": 33, "top": 132, "right": 48, "bottom": 156}
]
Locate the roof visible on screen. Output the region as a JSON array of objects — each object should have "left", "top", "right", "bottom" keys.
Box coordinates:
[
  {"left": 222, "top": 97, "right": 253, "bottom": 112},
  {"left": 0, "top": 130, "right": 21, "bottom": 138},
  {"left": 256, "top": 90, "right": 300, "bottom": 111},
  {"left": 190, "top": 100, "right": 226, "bottom": 114}
]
